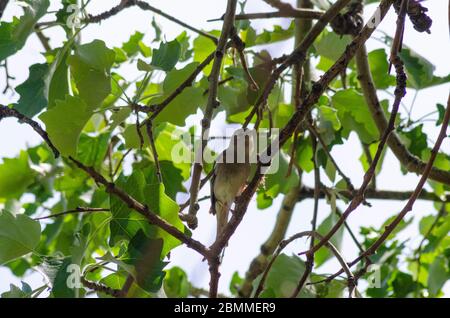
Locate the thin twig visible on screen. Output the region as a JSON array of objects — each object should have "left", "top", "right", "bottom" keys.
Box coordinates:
[
  {"left": 113, "top": 148, "right": 132, "bottom": 178},
  {"left": 86, "top": 0, "right": 218, "bottom": 44},
  {"left": 351, "top": 93, "right": 450, "bottom": 270},
  {"left": 355, "top": 44, "right": 450, "bottom": 186},
  {"left": 242, "top": 0, "right": 353, "bottom": 128},
  {"left": 146, "top": 121, "right": 163, "bottom": 183},
  {"left": 290, "top": 134, "right": 320, "bottom": 298},
  {"left": 254, "top": 231, "right": 354, "bottom": 298},
  {"left": 230, "top": 27, "right": 259, "bottom": 90},
  {"left": 239, "top": 186, "right": 302, "bottom": 297},
  {"left": 142, "top": 52, "right": 215, "bottom": 118},
  {"left": 231, "top": 10, "right": 323, "bottom": 21},
  {"left": 81, "top": 275, "right": 122, "bottom": 298},
  {"left": 0, "top": 105, "right": 60, "bottom": 158},
  {"left": 301, "top": 50, "right": 407, "bottom": 259},
  {"left": 308, "top": 123, "right": 355, "bottom": 191},
  {"left": 1, "top": 60, "right": 15, "bottom": 94},
  {"left": 34, "top": 207, "right": 109, "bottom": 220}
]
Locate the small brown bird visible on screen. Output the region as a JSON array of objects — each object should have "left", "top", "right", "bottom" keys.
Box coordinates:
[{"left": 210, "top": 128, "right": 254, "bottom": 241}]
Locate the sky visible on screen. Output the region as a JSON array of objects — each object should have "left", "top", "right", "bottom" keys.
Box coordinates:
[{"left": 0, "top": 0, "right": 449, "bottom": 297}]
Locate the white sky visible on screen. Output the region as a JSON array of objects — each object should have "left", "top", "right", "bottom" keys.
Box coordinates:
[{"left": 0, "top": 0, "right": 449, "bottom": 297}]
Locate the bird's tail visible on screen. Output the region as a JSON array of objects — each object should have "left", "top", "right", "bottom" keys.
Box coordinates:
[{"left": 215, "top": 201, "right": 229, "bottom": 242}]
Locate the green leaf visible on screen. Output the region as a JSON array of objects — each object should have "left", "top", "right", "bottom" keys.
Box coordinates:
[
  {"left": 229, "top": 271, "right": 244, "bottom": 296},
  {"left": 263, "top": 153, "right": 300, "bottom": 199},
  {"left": 193, "top": 31, "right": 219, "bottom": 74},
  {"left": 318, "top": 106, "right": 341, "bottom": 131},
  {"left": 419, "top": 215, "right": 435, "bottom": 236},
  {"left": 399, "top": 46, "right": 434, "bottom": 89},
  {"left": 151, "top": 17, "right": 162, "bottom": 43},
  {"left": 0, "top": 0, "right": 50, "bottom": 61},
  {"left": 436, "top": 103, "right": 448, "bottom": 126},
  {"left": 164, "top": 266, "right": 190, "bottom": 298},
  {"left": 315, "top": 211, "right": 344, "bottom": 267},
  {"left": 126, "top": 230, "right": 166, "bottom": 293},
  {"left": 359, "top": 141, "right": 386, "bottom": 174},
  {"left": 380, "top": 215, "right": 413, "bottom": 241},
  {"left": 146, "top": 62, "right": 204, "bottom": 126},
  {"left": 314, "top": 30, "right": 352, "bottom": 61},
  {"left": 311, "top": 274, "right": 347, "bottom": 298},
  {"left": 144, "top": 161, "right": 186, "bottom": 200},
  {"left": 254, "top": 21, "right": 295, "bottom": 46},
  {"left": 13, "top": 63, "right": 48, "bottom": 117},
  {"left": 332, "top": 89, "right": 379, "bottom": 143},
  {"left": 143, "top": 183, "right": 184, "bottom": 257},
  {"left": 0, "top": 210, "right": 41, "bottom": 265},
  {"left": 218, "top": 84, "right": 249, "bottom": 116},
  {"left": 77, "top": 133, "right": 110, "bottom": 169},
  {"left": 46, "top": 48, "right": 70, "bottom": 109},
  {"left": 1, "top": 282, "right": 32, "bottom": 298},
  {"left": 151, "top": 39, "right": 181, "bottom": 72},
  {"left": 176, "top": 31, "right": 192, "bottom": 62},
  {"left": 296, "top": 138, "right": 314, "bottom": 173},
  {"left": 400, "top": 124, "right": 428, "bottom": 158},
  {"left": 151, "top": 87, "right": 203, "bottom": 126},
  {"left": 123, "top": 123, "right": 191, "bottom": 179},
  {"left": 317, "top": 105, "right": 341, "bottom": 145},
  {"left": 102, "top": 73, "right": 129, "bottom": 109},
  {"left": 137, "top": 59, "right": 154, "bottom": 72},
  {"left": 39, "top": 95, "right": 93, "bottom": 157},
  {"left": 391, "top": 271, "right": 417, "bottom": 297},
  {"left": 367, "top": 49, "right": 395, "bottom": 89},
  {"left": 259, "top": 254, "right": 314, "bottom": 298},
  {"left": 428, "top": 255, "right": 448, "bottom": 296},
  {"left": 109, "top": 171, "right": 153, "bottom": 246},
  {"left": 122, "top": 31, "right": 147, "bottom": 57},
  {"left": 68, "top": 40, "right": 115, "bottom": 109},
  {"left": 110, "top": 107, "right": 132, "bottom": 131},
  {"left": 0, "top": 151, "right": 36, "bottom": 199},
  {"left": 256, "top": 192, "right": 273, "bottom": 210},
  {"left": 51, "top": 257, "right": 78, "bottom": 298}
]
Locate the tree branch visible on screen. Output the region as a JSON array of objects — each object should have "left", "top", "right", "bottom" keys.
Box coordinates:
[
  {"left": 186, "top": 0, "right": 238, "bottom": 232},
  {"left": 254, "top": 231, "right": 354, "bottom": 298},
  {"left": 243, "top": 0, "right": 353, "bottom": 128},
  {"left": 69, "top": 156, "right": 211, "bottom": 260},
  {"left": 135, "top": 51, "right": 215, "bottom": 117},
  {"left": 355, "top": 44, "right": 450, "bottom": 186},
  {"left": 298, "top": 186, "right": 450, "bottom": 203},
  {"left": 0, "top": 105, "right": 60, "bottom": 158},
  {"left": 0, "top": 0, "right": 9, "bottom": 19},
  {"left": 34, "top": 207, "right": 109, "bottom": 220},
  {"left": 211, "top": 0, "right": 394, "bottom": 256},
  {"left": 302, "top": 17, "right": 407, "bottom": 257},
  {"left": 351, "top": 93, "right": 450, "bottom": 268},
  {"left": 87, "top": 0, "right": 218, "bottom": 44},
  {"left": 238, "top": 186, "right": 302, "bottom": 297}
]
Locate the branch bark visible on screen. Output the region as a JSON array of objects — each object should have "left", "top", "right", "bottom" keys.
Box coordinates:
[
  {"left": 298, "top": 186, "right": 450, "bottom": 203},
  {"left": 238, "top": 186, "right": 302, "bottom": 297},
  {"left": 355, "top": 45, "right": 450, "bottom": 186},
  {"left": 87, "top": 0, "right": 218, "bottom": 43},
  {"left": 211, "top": 0, "right": 395, "bottom": 256},
  {"left": 186, "top": 0, "right": 238, "bottom": 230},
  {"left": 69, "top": 157, "right": 211, "bottom": 260},
  {"left": 0, "top": 105, "right": 60, "bottom": 158}
]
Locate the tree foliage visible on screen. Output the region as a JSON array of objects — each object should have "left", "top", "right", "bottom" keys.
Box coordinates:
[{"left": 0, "top": 0, "right": 449, "bottom": 299}]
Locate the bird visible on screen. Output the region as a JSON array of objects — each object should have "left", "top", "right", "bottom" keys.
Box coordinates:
[{"left": 210, "top": 128, "right": 255, "bottom": 242}]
